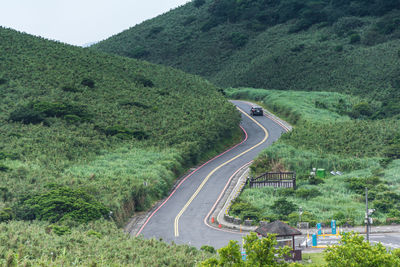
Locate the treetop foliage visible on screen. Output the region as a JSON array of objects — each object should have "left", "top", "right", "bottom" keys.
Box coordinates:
[{"left": 325, "top": 232, "right": 400, "bottom": 266}]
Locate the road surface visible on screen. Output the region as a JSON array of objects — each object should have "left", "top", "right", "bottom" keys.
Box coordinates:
[{"left": 137, "top": 100, "right": 286, "bottom": 248}]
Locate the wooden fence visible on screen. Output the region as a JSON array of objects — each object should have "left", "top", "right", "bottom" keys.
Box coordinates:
[{"left": 248, "top": 172, "right": 296, "bottom": 189}]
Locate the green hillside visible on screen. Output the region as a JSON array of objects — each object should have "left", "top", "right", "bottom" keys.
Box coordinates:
[
  {"left": 92, "top": 0, "right": 400, "bottom": 103},
  {"left": 0, "top": 26, "right": 240, "bottom": 264}
]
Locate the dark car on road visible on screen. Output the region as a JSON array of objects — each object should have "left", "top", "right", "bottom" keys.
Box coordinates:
[{"left": 250, "top": 106, "right": 263, "bottom": 116}]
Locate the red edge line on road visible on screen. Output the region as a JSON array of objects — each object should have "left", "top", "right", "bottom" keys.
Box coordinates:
[
  {"left": 203, "top": 101, "right": 291, "bottom": 234},
  {"left": 135, "top": 125, "right": 249, "bottom": 237}
]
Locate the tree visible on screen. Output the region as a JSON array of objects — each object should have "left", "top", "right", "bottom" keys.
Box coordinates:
[
  {"left": 243, "top": 233, "right": 291, "bottom": 266},
  {"left": 270, "top": 198, "right": 298, "bottom": 219},
  {"left": 201, "top": 233, "right": 291, "bottom": 266},
  {"left": 325, "top": 232, "right": 400, "bottom": 267}
]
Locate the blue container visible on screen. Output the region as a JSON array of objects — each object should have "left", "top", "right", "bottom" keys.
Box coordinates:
[
  {"left": 331, "top": 220, "right": 337, "bottom": 235},
  {"left": 241, "top": 251, "right": 247, "bottom": 261},
  {"left": 312, "top": 234, "right": 317, "bottom": 246},
  {"left": 317, "top": 223, "right": 322, "bottom": 235}
]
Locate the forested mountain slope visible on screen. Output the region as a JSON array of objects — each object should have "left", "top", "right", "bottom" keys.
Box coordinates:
[{"left": 93, "top": 0, "right": 400, "bottom": 103}]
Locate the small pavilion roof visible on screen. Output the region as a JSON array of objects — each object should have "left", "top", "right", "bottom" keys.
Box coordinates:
[{"left": 255, "top": 220, "right": 302, "bottom": 237}]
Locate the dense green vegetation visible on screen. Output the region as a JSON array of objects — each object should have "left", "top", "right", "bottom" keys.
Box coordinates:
[
  {"left": 201, "top": 233, "right": 291, "bottom": 266},
  {"left": 201, "top": 232, "right": 400, "bottom": 266},
  {"left": 0, "top": 220, "right": 212, "bottom": 266},
  {"left": 0, "top": 27, "right": 241, "bottom": 264},
  {"left": 93, "top": 0, "right": 400, "bottom": 104},
  {"left": 325, "top": 232, "right": 400, "bottom": 266},
  {"left": 226, "top": 88, "right": 400, "bottom": 226}
]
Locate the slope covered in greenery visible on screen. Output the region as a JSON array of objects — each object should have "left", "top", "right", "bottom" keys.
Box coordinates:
[
  {"left": 0, "top": 28, "right": 241, "bottom": 266},
  {"left": 93, "top": 0, "right": 400, "bottom": 104},
  {"left": 0, "top": 27, "right": 241, "bottom": 263}
]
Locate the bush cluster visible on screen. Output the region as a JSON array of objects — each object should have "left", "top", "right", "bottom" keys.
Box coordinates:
[
  {"left": 9, "top": 101, "right": 90, "bottom": 124},
  {"left": 230, "top": 200, "right": 261, "bottom": 221},
  {"left": 15, "top": 186, "right": 109, "bottom": 223},
  {"left": 346, "top": 176, "right": 400, "bottom": 215}
]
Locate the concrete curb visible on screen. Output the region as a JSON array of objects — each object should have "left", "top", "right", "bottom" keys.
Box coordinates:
[{"left": 208, "top": 164, "right": 257, "bottom": 232}]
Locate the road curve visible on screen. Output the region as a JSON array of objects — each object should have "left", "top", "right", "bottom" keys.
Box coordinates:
[{"left": 137, "top": 100, "right": 287, "bottom": 249}]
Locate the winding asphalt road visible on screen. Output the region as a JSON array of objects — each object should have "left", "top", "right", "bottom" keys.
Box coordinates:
[{"left": 137, "top": 100, "right": 287, "bottom": 249}]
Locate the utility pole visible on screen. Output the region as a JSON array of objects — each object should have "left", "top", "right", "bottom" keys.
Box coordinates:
[{"left": 365, "top": 187, "right": 369, "bottom": 242}]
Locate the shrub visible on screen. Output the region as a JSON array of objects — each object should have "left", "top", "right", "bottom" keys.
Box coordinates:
[
  {"left": 87, "top": 229, "right": 102, "bottom": 238},
  {"left": 333, "top": 16, "right": 364, "bottom": 37},
  {"left": 51, "top": 225, "right": 72, "bottom": 236},
  {"left": 0, "top": 208, "right": 12, "bottom": 222},
  {"left": 0, "top": 163, "right": 10, "bottom": 172},
  {"left": 133, "top": 74, "right": 154, "bottom": 87},
  {"left": 346, "top": 176, "right": 383, "bottom": 194},
  {"left": 16, "top": 186, "right": 109, "bottom": 223},
  {"left": 193, "top": 0, "right": 205, "bottom": 8},
  {"left": 270, "top": 198, "right": 297, "bottom": 218},
  {"left": 201, "top": 18, "right": 220, "bottom": 32},
  {"left": 0, "top": 77, "right": 7, "bottom": 85},
  {"left": 385, "top": 144, "right": 400, "bottom": 159},
  {"left": 230, "top": 200, "right": 261, "bottom": 221},
  {"left": 0, "top": 151, "right": 17, "bottom": 161},
  {"left": 335, "top": 45, "right": 344, "bottom": 52},
  {"left": 230, "top": 200, "right": 258, "bottom": 215},
  {"left": 9, "top": 101, "right": 90, "bottom": 125},
  {"left": 375, "top": 11, "right": 400, "bottom": 35},
  {"left": 9, "top": 105, "right": 46, "bottom": 124},
  {"left": 0, "top": 187, "right": 12, "bottom": 202},
  {"left": 128, "top": 46, "right": 150, "bottom": 58},
  {"left": 148, "top": 26, "right": 164, "bottom": 37},
  {"left": 200, "top": 245, "right": 216, "bottom": 254},
  {"left": 81, "top": 78, "right": 95, "bottom": 88},
  {"left": 349, "top": 102, "right": 373, "bottom": 118},
  {"left": 289, "top": 19, "right": 314, "bottom": 33},
  {"left": 278, "top": 188, "right": 295, "bottom": 197},
  {"left": 229, "top": 32, "right": 249, "bottom": 48},
  {"left": 373, "top": 199, "right": 395, "bottom": 213},
  {"left": 64, "top": 114, "right": 82, "bottom": 124},
  {"left": 309, "top": 175, "right": 324, "bottom": 185},
  {"left": 315, "top": 100, "right": 327, "bottom": 109},
  {"left": 61, "top": 85, "right": 80, "bottom": 92},
  {"left": 103, "top": 125, "right": 149, "bottom": 140},
  {"left": 295, "top": 188, "right": 321, "bottom": 200},
  {"left": 349, "top": 33, "right": 361, "bottom": 44},
  {"left": 183, "top": 16, "right": 196, "bottom": 26},
  {"left": 291, "top": 44, "right": 305, "bottom": 53},
  {"left": 363, "top": 30, "right": 385, "bottom": 46},
  {"left": 119, "top": 100, "right": 150, "bottom": 109}
]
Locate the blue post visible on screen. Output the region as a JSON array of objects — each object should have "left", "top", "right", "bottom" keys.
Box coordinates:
[
  {"left": 317, "top": 223, "right": 322, "bottom": 235},
  {"left": 312, "top": 234, "right": 317, "bottom": 246},
  {"left": 331, "top": 220, "right": 337, "bottom": 235}
]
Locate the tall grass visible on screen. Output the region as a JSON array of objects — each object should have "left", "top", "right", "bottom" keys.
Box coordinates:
[{"left": 0, "top": 220, "right": 211, "bottom": 266}]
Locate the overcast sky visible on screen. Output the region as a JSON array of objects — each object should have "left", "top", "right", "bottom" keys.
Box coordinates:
[{"left": 0, "top": 0, "right": 191, "bottom": 46}]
